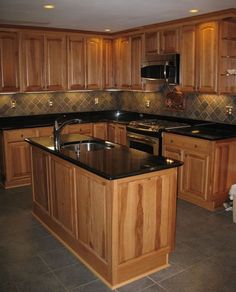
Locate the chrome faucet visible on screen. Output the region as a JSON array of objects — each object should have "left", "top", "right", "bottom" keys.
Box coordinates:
[{"left": 53, "top": 117, "right": 82, "bottom": 151}]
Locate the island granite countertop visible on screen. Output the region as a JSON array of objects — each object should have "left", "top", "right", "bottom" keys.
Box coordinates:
[{"left": 26, "top": 134, "right": 183, "bottom": 180}]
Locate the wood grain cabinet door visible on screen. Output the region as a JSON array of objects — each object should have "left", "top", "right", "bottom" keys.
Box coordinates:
[
  {"left": 144, "top": 31, "right": 159, "bottom": 56},
  {"left": 119, "top": 37, "right": 131, "bottom": 89},
  {"left": 67, "top": 35, "right": 86, "bottom": 90},
  {"left": 102, "top": 38, "right": 113, "bottom": 89},
  {"left": 0, "top": 31, "right": 20, "bottom": 92},
  {"left": 180, "top": 25, "right": 196, "bottom": 92},
  {"left": 107, "top": 123, "right": 116, "bottom": 143},
  {"left": 21, "top": 32, "right": 45, "bottom": 91},
  {"left": 197, "top": 22, "right": 218, "bottom": 93},
  {"left": 45, "top": 33, "right": 67, "bottom": 90},
  {"left": 86, "top": 37, "right": 102, "bottom": 89},
  {"left": 50, "top": 156, "right": 76, "bottom": 236},
  {"left": 131, "top": 35, "right": 143, "bottom": 90},
  {"left": 93, "top": 123, "right": 107, "bottom": 140},
  {"left": 160, "top": 28, "right": 179, "bottom": 54}
]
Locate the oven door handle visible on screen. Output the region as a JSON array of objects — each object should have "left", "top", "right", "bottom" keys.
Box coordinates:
[{"left": 127, "top": 134, "right": 157, "bottom": 144}]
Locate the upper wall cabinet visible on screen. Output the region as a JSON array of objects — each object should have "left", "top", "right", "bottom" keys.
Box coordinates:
[
  {"left": 197, "top": 22, "right": 218, "bottom": 93},
  {"left": 144, "top": 31, "right": 159, "bottom": 56},
  {"left": 118, "top": 37, "right": 131, "bottom": 89},
  {"left": 21, "top": 32, "right": 45, "bottom": 91},
  {"left": 131, "top": 35, "right": 143, "bottom": 90},
  {"left": 179, "top": 25, "right": 196, "bottom": 92},
  {"left": 102, "top": 38, "right": 113, "bottom": 89},
  {"left": 45, "top": 33, "right": 67, "bottom": 90},
  {"left": 0, "top": 31, "right": 20, "bottom": 92},
  {"left": 21, "top": 32, "right": 67, "bottom": 91},
  {"left": 218, "top": 20, "right": 236, "bottom": 94},
  {"left": 86, "top": 37, "right": 102, "bottom": 89},
  {"left": 160, "top": 28, "right": 180, "bottom": 54},
  {"left": 67, "top": 35, "right": 86, "bottom": 90}
]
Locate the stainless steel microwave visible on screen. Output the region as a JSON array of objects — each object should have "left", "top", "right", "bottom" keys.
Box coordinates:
[{"left": 141, "top": 54, "right": 180, "bottom": 84}]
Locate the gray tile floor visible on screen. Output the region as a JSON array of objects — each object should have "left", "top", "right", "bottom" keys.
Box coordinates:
[{"left": 0, "top": 186, "right": 236, "bottom": 292}]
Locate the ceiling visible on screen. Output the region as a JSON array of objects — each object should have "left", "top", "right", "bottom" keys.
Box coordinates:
[{"left": 0, "top": 0, "right": 235, "bottom": 33}]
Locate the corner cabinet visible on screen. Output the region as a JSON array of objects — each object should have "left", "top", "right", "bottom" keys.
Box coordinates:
[
  {"left": 0, "top": 31, "right": 20, "bottom": 92},
  {"left": 163, "top": 133, "right": 236, "bottom": 211},
  {"left": 196, "top": 21, "right": 218, "bottom": 93}
]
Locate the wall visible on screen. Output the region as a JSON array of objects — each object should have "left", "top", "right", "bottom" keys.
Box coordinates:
[{"left": 0, "top": 90, "right": 236, "bottom": 125}]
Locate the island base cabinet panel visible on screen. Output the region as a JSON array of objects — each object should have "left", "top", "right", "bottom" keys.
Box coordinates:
[{"left": 30, "top": 146, "right": 178, "bottom": 289}]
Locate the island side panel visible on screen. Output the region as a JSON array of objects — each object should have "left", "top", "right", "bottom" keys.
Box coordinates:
[{"left": 112, "top": 168, "right": 178, "bottom": 286}]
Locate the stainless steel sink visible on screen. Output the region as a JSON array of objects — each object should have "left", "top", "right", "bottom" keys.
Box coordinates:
[{"left": 61, "top": 140, "right": 114, "bottom": 152}]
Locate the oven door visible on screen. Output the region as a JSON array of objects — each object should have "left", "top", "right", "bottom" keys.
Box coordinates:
[{"left": 127, "top": 132, "right": 159, "bottom": 155}]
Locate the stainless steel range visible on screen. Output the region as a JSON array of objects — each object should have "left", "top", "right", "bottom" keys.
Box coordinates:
[{"left": 127, "top": 119, "right": 189, "bottom": 155}]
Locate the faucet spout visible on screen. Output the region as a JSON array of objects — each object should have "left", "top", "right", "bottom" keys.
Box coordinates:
[{"left": 53, "top": 117, "right": 82, "bottom": 151}]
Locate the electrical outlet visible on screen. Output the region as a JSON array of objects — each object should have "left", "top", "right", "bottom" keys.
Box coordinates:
[
  {"left": 94, "top": 97, "right": 99, "bottom": 105},
  {"left": 146, "top": 100, "right": 150, "bottom": 108},
  {"left": 10, "top": 100, "right": 16, "bottom": 109},
  {"left": 49, "top": 99, "right": 53, "bottom": 107},
  {"left": 226, "top": 105, "right": 233, "bottom": 115}
]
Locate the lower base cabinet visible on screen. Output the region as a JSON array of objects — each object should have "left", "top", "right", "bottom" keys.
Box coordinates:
[
  {"left": 108, "top": 123, "right": 127, "bottom": 145},
  {"left": 163, "top": 133, "right": 236, "bottom": 210},
  {"left": 31, "top": 145, "right": 177, "bottom": 289}
]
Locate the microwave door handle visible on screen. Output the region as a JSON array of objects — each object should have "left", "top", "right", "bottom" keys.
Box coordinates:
[
  {"left": 128, "top": 134, "right": 157, "bottom": 144},
  {"left": 164, "top": 61, "right": 168, "bottom": 82}
]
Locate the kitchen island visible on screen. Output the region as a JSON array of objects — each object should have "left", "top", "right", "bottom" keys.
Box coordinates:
[{"left": 26, "top": 133, "right": 182, "bottom": 289}]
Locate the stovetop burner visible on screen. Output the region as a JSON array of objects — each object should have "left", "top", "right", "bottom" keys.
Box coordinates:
[{"left": 128, "top": 119, "right": 189, "bottom": 133}]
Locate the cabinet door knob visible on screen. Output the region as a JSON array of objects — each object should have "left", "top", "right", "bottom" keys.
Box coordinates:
[
  {"left": 21, "top": 134, "right": 23, "bottom": 138},
  {"left": 194, "top": 144, "right": 197, "bottom": 148},
  {"left": 170, "top": 139, "right": 173, "bottom": 143}
]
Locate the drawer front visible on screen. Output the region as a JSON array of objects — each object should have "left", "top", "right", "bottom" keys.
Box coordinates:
[
  {"left": 163, "top": 133, "right": 211, "bottom": 153},
  {"left": 37, "top": 127, "right": 53, "bottom": 137},
  {"left": 67, "top": 123, "right": 93, "bottom": 135},
  {"left": 4, "top": 128, "right": 37, "bottom": 142}
]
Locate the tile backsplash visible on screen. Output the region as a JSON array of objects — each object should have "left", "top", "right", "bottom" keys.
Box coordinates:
[{"left": 0, "top": 90, "right": 236, "bottom": 124}]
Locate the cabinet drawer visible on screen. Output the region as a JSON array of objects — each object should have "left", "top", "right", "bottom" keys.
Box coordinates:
[
  {"left": 4, "top": 128, "right": 37, "bottom": 142},
  {"left": 163, "top": 133, "right": 211, "bottom": 153},
  {"left": 37, "top": 127, "right": 53, "bottom": 137},
  {"left": 67, "top": 123, "right": 93, "bottom": 135}
]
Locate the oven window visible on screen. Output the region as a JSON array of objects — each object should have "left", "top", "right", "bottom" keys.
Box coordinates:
[{"left": 129, "top": 140, "right": 154, "bottom": 154}]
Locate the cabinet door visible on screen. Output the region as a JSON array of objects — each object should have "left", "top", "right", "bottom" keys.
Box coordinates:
[
  {"left": 5, "top": 141, "right": 32, "bottom": 186},
  {"left": 0, "top": 31, "right": 20, "bottom": 92},
  {"left": 160, "top": 28, "right": 179, "bottom": 54},
  {"left": 45, "top": 34, "right": 67, "bottom": 90},
  {"left": 86, "top": 37, "right": 102, "bottom": 89},
  {"left": 67, "top": 35, "right": 86, "bottom": 90},
  {"left": 119, "top": 37, "right": 131, "bottom": 89},
  {"left": 131, "top": 35, "right": 143, "bottom": 90},
  {"left": 31, "top": 147, "right": 50, "bottom": 213},
  {"left": 145, "top": 31, "right": 159, "bottom": 56},
  {"left": 180, "top": 25, "right": 196, "bottom": 92},
  {"left": 197, "top": 22, "right": 218, "bottom": 93},
  {"left": 182, "top": 151, "right": 210, "bottom": 201},
  {"left": 107, "top": 123, "right": 116, "bottom": 143},
  {"left": 116, "top": 124, "right": 127, "bottom": 145},
  {"left": 102, "top": 38, "right": 113, "bottom": 88},
  {"left": 93, "top": 123, "right": 107, "bottom": 140},
  {"left": 113, "top": 38, "right": 121, "bottom": 87},
  {"left": 50, "top": 156, "right": 76, "bottom": 235},
  {"left": 21, "top": 32, "right": 45, "bottom": 91}
]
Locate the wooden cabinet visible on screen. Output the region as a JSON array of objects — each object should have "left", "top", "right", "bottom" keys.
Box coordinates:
[
  {"left": 114, "top": 37, "right": 131, "bottom": 89},
  {"left": 218, "top": 20, "right": 236, "bottom": 94},
  {"left": 86, "top": 37, "right": 102, "bottom": 89},
  {"left": 160, "top": 28, "right": 179, "bottom": 54},
  {"left": 144, "top": 31, "right": 159, "bottom": 56},
  {"left": 67, "top": 35, "right": 86, "bottom": 90},
  {"left": 67, "top": 123, "right": 93, "bottom": 135},
  {"left": 50, "top": 155, "right": 76, "bottom": 235},
  {"left": 2, "top": 128, "right": 38, "bottom": 188},
  {"left": 93, "top": 122, "right": 107, "bottom": 140},
  {"left": 31, "top": 144, "right": 178, "bottom": 288},
  {"left": 131, "top": 35, "right": 143, "bottom": 90},
  {"left": 21, "top": 32, "right": 45, "bottom": 91},
  {"left": 197, "top": 21, "right": 218, "bottom": 93},
  {"left": 180, "top": 25, "right": 196, "bottom": 92},
  {"left": 45, "top": 33, "right": 67, "bottom": 90},
  {"left": 107, "top": 123, "right": 127, "bottom": 145},
  {"left": 163, "top": 133, "right": 236, "bottom": 211},
  {"left": 0, "top": 31, "right": 20, "bottom": 92},
  {"left": 102, "top": 38, "right": 113, "bottom": 88}
]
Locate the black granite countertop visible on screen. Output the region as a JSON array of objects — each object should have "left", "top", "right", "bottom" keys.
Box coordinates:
[
  {"left": 166, "top": 123, "right": 236, "bottom": 140},
  {"left": 26, "top": 134, "right": 183, "bottom": 180}
]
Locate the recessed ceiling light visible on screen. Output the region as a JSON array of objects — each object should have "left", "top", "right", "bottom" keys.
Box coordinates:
[
  {"left": 189, "top": 9, "right": 199, "bottom": 13},
  {"left": 44, "top": 4, "right": 55, "bottom": 9},
  {"left": 105, "top": 29, "right": 111, "bottom": 32}
]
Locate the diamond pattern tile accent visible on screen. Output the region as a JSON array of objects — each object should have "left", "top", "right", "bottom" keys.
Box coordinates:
[{"left": 0, "top": 91, "right": 236, "bottom": 124}]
